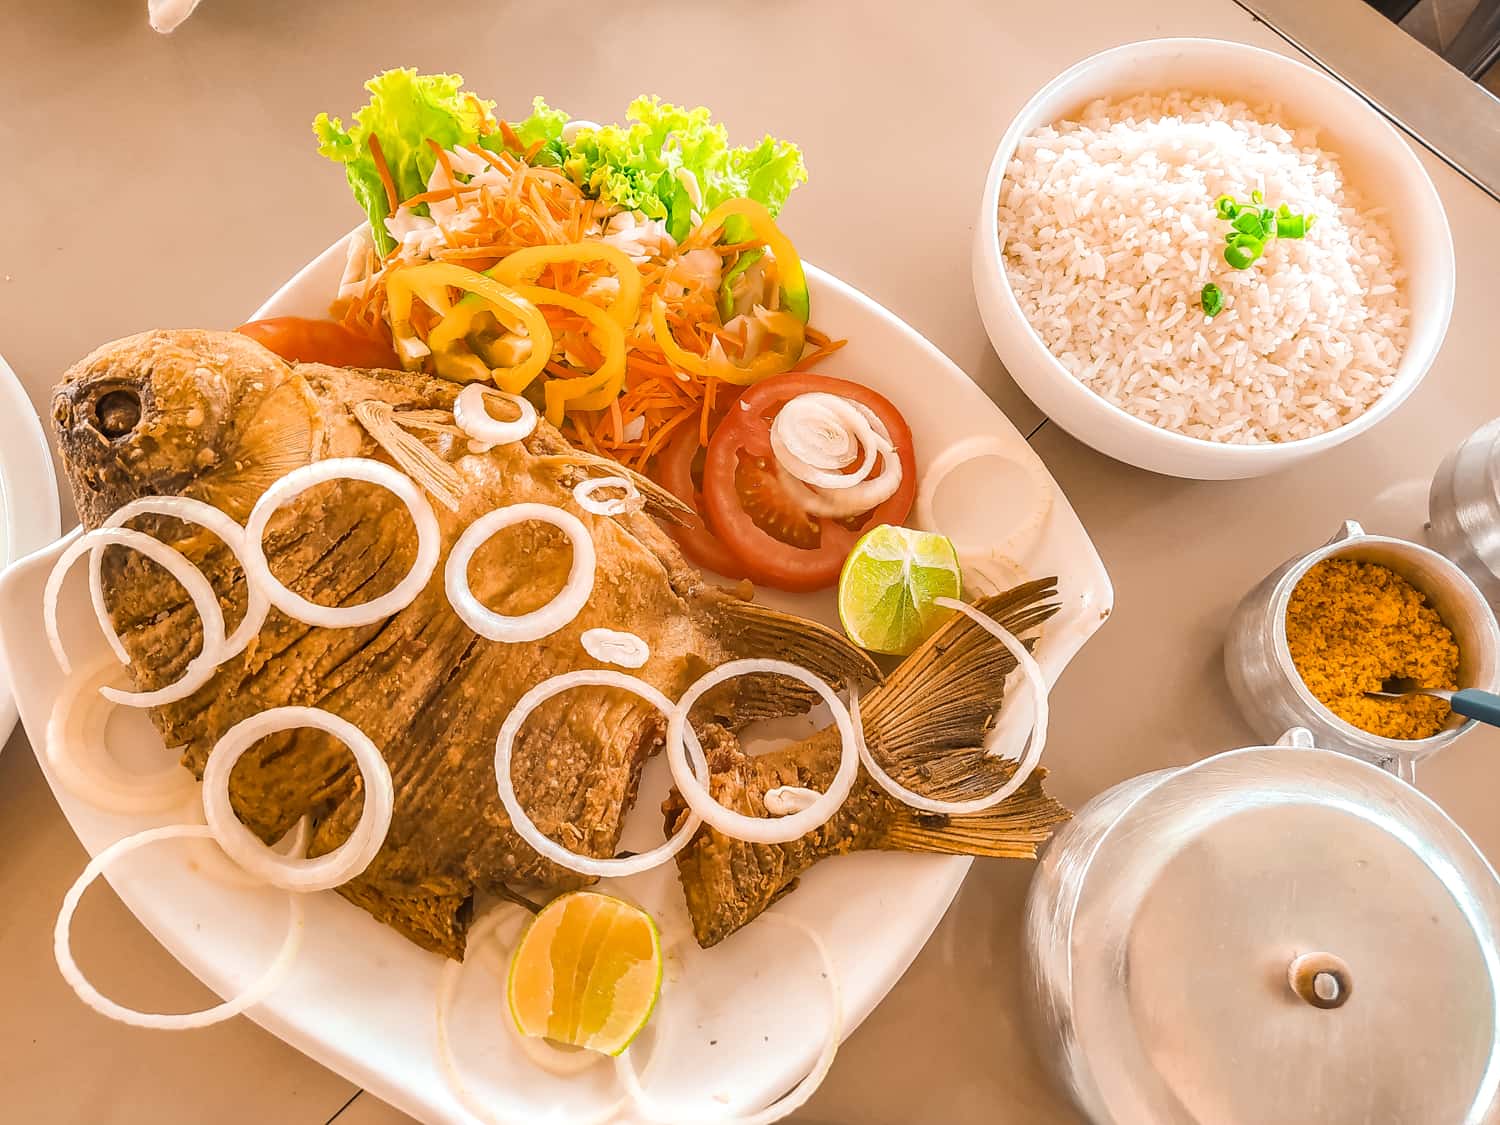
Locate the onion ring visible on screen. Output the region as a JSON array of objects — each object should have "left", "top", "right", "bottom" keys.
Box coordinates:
[
  {"left": 436, "top": 905, "right": 625, "bottom": 1125},
  {"left": 846, "top": 597, "right": 1053, "bottom": 815},
  {"left": 185, "top": 803, "right": 314, "bottom": 891},
  {"left": 615, "top": 913, "right": 843, "bottom": 1125},
  {"left": 202, "top": 707, "right": 393, "bottom": 892},
  {"left": 770, "top": 393, "right": 901, "bottom": 518},
  {"left": 91, "top": 495, "right": 269, "bottom": 666},
  {"left": 665, "top": 659, "right": 859, "bottom": 845},
  {"left": 454, "top": 384, "right": 537, "bottom": 448},
  {"left": 243, "top": 458, "right": 441, "bottom": 629},
  {"left": 46, "top": 527, "right": 228, "bottom": 709},
  {"left": 54, "top": 824, "right": 303, "bottom": 1030},
  {"left": 45, "top": 658, "right": 197, "bottom": 814},
  {"left": 580, "top": 628, "right": 650, "bottom": 669},
  {"left": 495, "top": 670, "right": 707, "bottom": 878},
  {"left": 914, "top": 436, "right": 1055, "bottom": 561},
  {"left": 572, "top": 475, "right": 642, "bottom": 518},
  {"left": 447, "top": 504, "right": 596, "bottom": 644}
]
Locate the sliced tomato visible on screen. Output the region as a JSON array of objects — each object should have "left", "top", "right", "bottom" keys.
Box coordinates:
[
  {"left": 654, "top": 424, "right": 752, "bottom": 579},
  {"left": 236, "top": 317, "right": 401, "bottom": 369},
  {"left": 701, "top": 373, "right": 917, "bottom": 593}
]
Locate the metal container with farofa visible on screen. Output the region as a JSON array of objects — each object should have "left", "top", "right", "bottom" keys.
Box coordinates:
[{"left": 1224, "top": 518, "right": 1500, "bottom": 779}]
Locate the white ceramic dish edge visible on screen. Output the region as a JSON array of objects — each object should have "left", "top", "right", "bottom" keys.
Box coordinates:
[{"left": 0, "top": 353, "right": 62, "bottom": 747}]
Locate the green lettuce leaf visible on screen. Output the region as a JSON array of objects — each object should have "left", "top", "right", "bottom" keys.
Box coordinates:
[
  {"left": 313, "top": 69, "right": 495, "bottom": 253},
  {"left": 508, "top": 96, "right": 570, "bottom": 167},
  {"left": 561, "top": 96, "right": 807, "bottom": 242}
]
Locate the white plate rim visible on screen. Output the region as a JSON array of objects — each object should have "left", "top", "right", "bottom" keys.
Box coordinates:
[
  {"left": 0, "top": 353, "right": 61, "bottom": 746},
  {"left": 0, "top": 233, "right": 1114, "bottom": 1122}
]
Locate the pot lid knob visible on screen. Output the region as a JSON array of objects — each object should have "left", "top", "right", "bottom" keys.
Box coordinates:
[{"left": 1287, "top": 952, "right": 1352, "bottom": 1010}]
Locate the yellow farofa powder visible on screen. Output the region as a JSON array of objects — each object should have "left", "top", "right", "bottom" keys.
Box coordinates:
[{"left": 1286, "top": 559, "right": 1460, "bottom": 740}]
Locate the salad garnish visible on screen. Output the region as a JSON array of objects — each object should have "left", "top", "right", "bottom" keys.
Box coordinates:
[{"left": 1213, "top": 190, "right": 1314, "bottom": 270}]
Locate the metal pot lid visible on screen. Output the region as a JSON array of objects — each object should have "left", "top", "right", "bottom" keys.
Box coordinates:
[{"left": 1064, "top": 743, "right": 1500, "bottom": 1125}]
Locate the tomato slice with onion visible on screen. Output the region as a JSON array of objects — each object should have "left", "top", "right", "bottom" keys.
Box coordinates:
[
  {"left": 655, "top": 423, "right": 752, "bottom": 580},
  {"left": 700, "top": 372, "right": 917, "bottom": 593},
  {"left": 237, "top": 317, "right": 401, "bottom": 369}
]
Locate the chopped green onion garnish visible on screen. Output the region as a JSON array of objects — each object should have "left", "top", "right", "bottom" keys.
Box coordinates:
[
  {"left": 1224, "top": 239, "right": 1261, "bottom": 270},
  {"left": 1200, "top": 283, "right": 1224, "bottom": 317},
  {"left": 1211, "top": 192, "right": 1314, "bottom": 269}
]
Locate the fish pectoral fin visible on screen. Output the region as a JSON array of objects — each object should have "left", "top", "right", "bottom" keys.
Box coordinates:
[
  {"left": 535, "top": 453, "right": 695, "bottom": 526},
  {"left": 353, "top": 399, "right": 464, "bottom": 511},
  {"left": 879, "top": 763, "right": 1070, "bottom": 858},
  {"left": 710, "top": 596, "right": 882, "bottom": 710}
]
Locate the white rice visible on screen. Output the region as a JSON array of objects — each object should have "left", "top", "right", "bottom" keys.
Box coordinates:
[{"left": 997, "top": 90, "right": 1408, "bottom": 444}]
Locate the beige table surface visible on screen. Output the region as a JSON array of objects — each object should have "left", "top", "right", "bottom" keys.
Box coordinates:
[{"left": 5, "top": 1, "right": 1499, "bottom": 1122}]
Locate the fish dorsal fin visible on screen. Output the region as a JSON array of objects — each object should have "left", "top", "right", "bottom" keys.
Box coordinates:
[
  {"left": 535, "top": 452, "right": 694, "bottom": 526},
  {"left": 353, "top": 400, "right": 464, "bottom": 512},
  {"left": 859, "top": 579, "right": 1060, "bottom": 792}
]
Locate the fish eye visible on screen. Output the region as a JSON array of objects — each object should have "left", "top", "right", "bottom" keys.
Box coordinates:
[{"left": 93, "top": 389, "right": 142, "bottom": 439}]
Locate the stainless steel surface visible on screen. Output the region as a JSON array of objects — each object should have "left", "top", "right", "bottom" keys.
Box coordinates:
[
  {"left": 1225, "top": 518, "right": 1500, "bottom": 776},
  {"left": 1233, "top": 0, "right": 1500, "bottom": 201},
  {"left": 1023, "top": 737, "right": 1500, "bottom": 1125},
  {"left": 1431, "top": 416, "right": 1500, "bottom": 604},
  {"left": 1366, "top": 686, "right": 1456, "bottom": 700}
]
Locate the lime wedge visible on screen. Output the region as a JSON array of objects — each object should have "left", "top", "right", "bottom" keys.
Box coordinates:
[
  {"left": 838, "top": 525, "right": 962, "bottom": 656},
  {"left": 507, "top": 891, "right": 662, "bottom": 1056}
]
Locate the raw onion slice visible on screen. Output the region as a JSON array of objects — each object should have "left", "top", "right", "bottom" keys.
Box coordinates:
[
  {"left": 572, "top": 475, "right": 642, "bottom": 518},
  {"left": 186, "top": 803, "right": 314, "bottom": 891},
  {"left": 914, "top": 435, "right": 1055, "bottom": 561},
  {"left": 762, "top": 786, "right": 820, "bottom": 816},
  {"left": 615, "top": 913, "right": 843, "bottom": 1125},
  {"left": 91, "top": 495, "right": 269, "bottom": 666},
  {"left": 243, "top": 458, "right": 441, "bottom": 629},
  {"left": 54, "top": 824, "right": 303, "bottom": 1030},
  {"left": 436, "top": 906, "right": 625, "bottom": 1125},
  {"left": 665, "top": 660, "right": 859, "bottom": 845},
  {"left": 46, "top": 527, "right": 228, "bottom": 709},
  {"left": 45, "top": 659, "right": 197, "bottom": 814},
  {"left": 580, "top": 628, "right": 650, "bottom": 669},
  {"left": 494, "top": 669, "right": 707, "bottom": 878},
  {"left": 202, "top": 707, "right": 393, "bottom": 893},
  {"left": 454, "top": 384, "right": 537, "bottom": 447},
  {"left": 447, "top": 504, "right": 596, "bottom": 644},
  {"left": 770, "top": 393, "right": 901, "bottom": 518},
  {"left": 851, "top": 597, "right": 1052, "bottom": 815}
]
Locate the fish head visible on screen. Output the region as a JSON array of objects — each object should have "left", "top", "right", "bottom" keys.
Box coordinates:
[{"left": 53, "top": 329, "right": 321, "bottom": 526}]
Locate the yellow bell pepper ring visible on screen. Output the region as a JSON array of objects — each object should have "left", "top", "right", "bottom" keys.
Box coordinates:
[
  {"left": 651, "top": 297, "right": 805, "bottom": 387},
  {"left": 509, "top": 285, "right": 628, "bottom": 426},
  {"left": 384, "top": 262, "right": 552, "bottom": 392},
  {"left": 488, "top": 243, "right": 643, "bottom": 332},
  {"left": 692, "top": 198, "right": 810, "bottom": 324}
]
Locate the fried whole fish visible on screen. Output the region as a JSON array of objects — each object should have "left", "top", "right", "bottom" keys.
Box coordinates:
[
  {"left": 52, "top": 329, "right": 876, "bottom": 958},
  {"left": 665, "top": 580, "right": 1070, "bottom": 946}
]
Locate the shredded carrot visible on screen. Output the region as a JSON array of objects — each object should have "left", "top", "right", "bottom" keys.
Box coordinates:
[
  {"left": 368, "top": 135, "right": 399, "bottom": 217},
  {"left": 498, "top": 120, "right": 524, "bottom": 153}
]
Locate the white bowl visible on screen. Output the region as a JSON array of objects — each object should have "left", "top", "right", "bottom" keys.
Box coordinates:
[{"left": 971, "top": 37, "right": 1456, "bottom": 480}]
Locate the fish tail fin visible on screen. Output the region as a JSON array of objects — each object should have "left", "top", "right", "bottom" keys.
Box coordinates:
[{"left": 861, "top": 578, "right": 1071, "bottom": 856}]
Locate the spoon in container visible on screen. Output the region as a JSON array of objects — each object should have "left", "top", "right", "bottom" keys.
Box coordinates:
[{"left": 1365, "top": 678, "right": 1500, "bottom": 728}]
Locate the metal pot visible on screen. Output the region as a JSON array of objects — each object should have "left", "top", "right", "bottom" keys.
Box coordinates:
[
  {"left": 1224, "top": 518, "right": 1500, "bottom": 779},
  {"left": 1431, "top": 417, "right": 1500, "bottom": 608},
  {"left": 1022, "top": 729, "right": 1500, "bottom": 1125}
]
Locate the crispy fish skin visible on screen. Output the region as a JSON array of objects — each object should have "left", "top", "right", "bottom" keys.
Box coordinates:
[
  {"left": 664, "top": 582, "right": 1071, "bottom": 948},
  {"left": 52, "top": 330, "right": 871, "bottom": 959}
]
